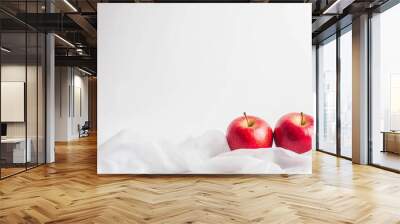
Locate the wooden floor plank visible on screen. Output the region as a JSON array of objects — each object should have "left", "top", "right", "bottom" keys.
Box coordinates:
[{"left": 1, "top": 135, "right": 400, "bottom": 223}]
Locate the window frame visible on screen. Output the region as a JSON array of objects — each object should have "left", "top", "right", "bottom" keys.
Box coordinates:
[{"left": 315, "top": 24, "right": 353, "bottom": 161}]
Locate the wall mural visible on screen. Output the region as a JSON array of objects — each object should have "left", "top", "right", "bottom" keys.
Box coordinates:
[{"left": 97, "top": 3, "right": 313, "bottom": 174}]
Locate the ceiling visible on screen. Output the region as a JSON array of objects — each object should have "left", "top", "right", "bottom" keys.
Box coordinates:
[{"left": 0, "top": 0, "right": 393, "bottom": 74}]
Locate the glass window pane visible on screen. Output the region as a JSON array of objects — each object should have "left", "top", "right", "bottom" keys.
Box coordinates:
[
  {"left": 27, "top": 31, "right": 38, "bottom": 169},
  {"left": 26, "top": 0, "right": 39, "bottom": 169},
  {"left": 0, "top": 1, "right": 46, "bottom": 179},
  {"left": 371, "top": 4, "right": 400, "bottom": 171},
  {"left": 38, "top": 33, "right": 46, "bottom": 165},
  {"left": 318, "top": 37, "right": 337, "bottom": 154},
  {"left": 1, "top": 31, "right": 27, "bottom": 177},
  {"left": 340, "top": 29, "right": 352, "bottom": 158}
]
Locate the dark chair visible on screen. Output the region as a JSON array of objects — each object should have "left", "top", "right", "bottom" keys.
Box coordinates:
[{"left": 79, "top": 121, "right": 90, "bottom": 138}]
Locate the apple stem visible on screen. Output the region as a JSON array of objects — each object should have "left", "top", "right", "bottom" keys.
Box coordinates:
[
  {"left": 300, "top": 112, "right": 306, "bottom": 126},
  {"left": 244, "top": 112, "right": 250, "bottom": 127}
]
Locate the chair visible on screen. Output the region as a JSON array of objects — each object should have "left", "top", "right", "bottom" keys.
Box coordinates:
[{"left": 79, "top": 121, "right": 90, "bottom": 138}]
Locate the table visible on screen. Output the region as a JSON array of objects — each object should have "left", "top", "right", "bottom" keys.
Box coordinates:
[
  {"left": 381, "top": 131, "right": 400, "bottom": 154},
  {"left": 1, "top": 138, "right": 32, "bottom": 164}
]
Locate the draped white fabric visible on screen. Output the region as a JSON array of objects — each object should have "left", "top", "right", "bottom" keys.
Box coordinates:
[{"left": 98, "top": 130, "right": 311, "bottom": 174}]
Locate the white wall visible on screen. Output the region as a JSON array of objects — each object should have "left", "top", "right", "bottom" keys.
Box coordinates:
[
  {"left": 98, "top": 4, "right": 313, "bottom": 146},
  {"left": 1, "top": 82, "right": 25, "bottom": 122},
  {"left": 1, "top": 66, "right": 26, "bottom": 128},
  {"left": 55, "top": 67, "right": 89, "bottom": 141},
  {"left": 1, "top": 65, "right": 42, "bottom": 138},
  {"left": 55, "top": 67, "right": 69, "bottom": 141}
]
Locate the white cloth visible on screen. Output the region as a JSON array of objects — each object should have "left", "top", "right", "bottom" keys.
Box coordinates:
[{"left": 98, "top": 129, "right": 311, "bottom": 174}]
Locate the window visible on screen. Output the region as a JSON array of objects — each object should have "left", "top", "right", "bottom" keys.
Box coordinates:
[
  {"left": 317, "top": 26, "right": 353, "bottom": 159},
  {"left": 339, "top": 29, "right": 352, "bottom": 158},
  {"left": 318, "top": 36, "right": 337, "bottom": 154},
  {"left": 371, "top": 3, "right": 400, "bottom": 171},
  {"left": 0, "top": 2, "right": 47, "bottom": 179}
]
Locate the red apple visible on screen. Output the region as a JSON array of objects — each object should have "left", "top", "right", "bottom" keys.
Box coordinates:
[
  {"left": 226, "top": 112, "right": 273, "bottom": 150},
  {"left": 274, "top": 112, "right": 314, "bottom": 154}
]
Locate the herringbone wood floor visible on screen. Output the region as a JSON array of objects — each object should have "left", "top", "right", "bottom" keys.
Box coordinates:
[{"left": 1, "top": 135, "right": 400, "bottom": 224}]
